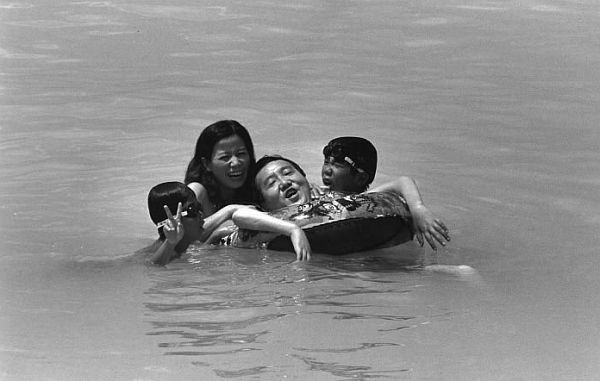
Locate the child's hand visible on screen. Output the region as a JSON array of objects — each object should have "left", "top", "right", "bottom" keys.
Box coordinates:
[
  {"left": 163, "top": 203, "right": 185, "bottom": 245},
  {"left": 290, "top": 226, "right": 311, "bottom": 261},
  {"left": 410, "top": 205, "right": 450, "bottom": 250},
  {"left": 310, "top": 183, "right": 326, "bottom": 199}
]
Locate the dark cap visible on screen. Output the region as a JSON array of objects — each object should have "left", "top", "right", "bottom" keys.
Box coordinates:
[{"left": 323, "top": 137, "right": 377, "bottom": 184}]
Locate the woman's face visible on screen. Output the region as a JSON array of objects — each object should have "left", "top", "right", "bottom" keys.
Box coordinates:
[
  {"left": 255, "top": 159, "right": 311, "bottom": 211},
  {"left": 206, "top": 134, "right": 250, "bottom": 190}
]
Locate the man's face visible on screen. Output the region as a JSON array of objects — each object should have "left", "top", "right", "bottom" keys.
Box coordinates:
[{"left": 255, "top": 160, "right": 311, "bottom": 211}]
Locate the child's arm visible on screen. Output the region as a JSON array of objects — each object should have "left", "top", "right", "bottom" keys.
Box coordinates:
[
  {"left": 148, "top": 240, "right": 178, "bottom": 266},
  {"left": 231, "top": 208, "right": 312, "bottom": 261},
  {"left": 148, "top": 204, "right": 184, "bottom": 266},
  {"left": 370, "top": 176, "right": 450, "bottom": 250}
]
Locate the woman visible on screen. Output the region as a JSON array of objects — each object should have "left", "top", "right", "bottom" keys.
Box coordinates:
[{"left": 184, "top": 120, "right": 256, "bottom": 216}]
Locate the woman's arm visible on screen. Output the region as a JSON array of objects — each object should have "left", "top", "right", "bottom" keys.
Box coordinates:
[
  {"left": 370, "top": 176, "right": 450, "bottom": 250},
  {"left": 199, "top": 204, "right": 254, "bottom": 242},
  {"left": 231, "top": 208, "right": 312, "bottom": 261}
]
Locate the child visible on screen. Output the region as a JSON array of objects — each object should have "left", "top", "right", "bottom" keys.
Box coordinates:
[
  {"left": 321, "top": 136, "right": 377, "bottom": 193},
  {"left": 320, "top": 136, "right": 450, "bottom": 250},
  {"left": 146, "top": 182, "right": 311, "bottom": 265}
]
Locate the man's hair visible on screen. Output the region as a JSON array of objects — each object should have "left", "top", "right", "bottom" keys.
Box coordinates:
[{"left": 255, "top": 155, "right": 306, "bottom": 177}]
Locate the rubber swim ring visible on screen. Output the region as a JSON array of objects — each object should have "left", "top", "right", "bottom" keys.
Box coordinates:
[{"left": 224, "top": 192, "right": 414, "bottom": 255}]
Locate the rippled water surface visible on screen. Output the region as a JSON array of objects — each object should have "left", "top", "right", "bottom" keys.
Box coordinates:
[{"left": 1, "top": 0, "right": 600, "bottom": 380}]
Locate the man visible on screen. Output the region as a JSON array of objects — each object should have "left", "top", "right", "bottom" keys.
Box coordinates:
[{"left": 255, "top": 152, "right": 450, "bottom": 250}]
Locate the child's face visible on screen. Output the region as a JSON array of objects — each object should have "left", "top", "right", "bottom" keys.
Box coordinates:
[
  {"left": 206, "top": 134, "right": 250, "bottom": 190},
  {"left": 321, "top": 156, "right": 364, "bottom": 193}
]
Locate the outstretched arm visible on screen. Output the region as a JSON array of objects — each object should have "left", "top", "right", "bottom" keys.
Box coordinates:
[
  {"left": 370, "top": 176, "right": 450, "bottom": 250},
  {"left": 231, "top": 208, "right": 312, "bottom": 261}
]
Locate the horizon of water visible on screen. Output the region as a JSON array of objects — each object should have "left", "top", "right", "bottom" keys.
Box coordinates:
[{"left": 1, "top": 1, "right": 600, "bottom": 380}]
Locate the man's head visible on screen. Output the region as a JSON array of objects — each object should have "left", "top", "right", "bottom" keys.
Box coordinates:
[
  {"left": 254, "top": 155, "right": 311, "bottom": 211},
  {"left": 321, "top": 136, "right": 377, "bottom": 193}
]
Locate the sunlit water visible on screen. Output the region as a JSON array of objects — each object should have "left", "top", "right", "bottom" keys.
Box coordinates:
[{"left": 1, "top": 1, "right": 599, "bottom": 380}]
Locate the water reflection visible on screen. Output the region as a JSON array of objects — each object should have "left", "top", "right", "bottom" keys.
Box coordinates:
[
  {"left": 291, "top": 352, "right": 410, "bottom": 379},
  {"left": 143, "top": 245, "right": 458, "bottom": 377}
]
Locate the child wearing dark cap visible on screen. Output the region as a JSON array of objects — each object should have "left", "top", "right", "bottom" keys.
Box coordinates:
[
  {"left": 320, "top": 137, "right": 450, "bottom": 250},
  {"left": 321, "top": 137, "right": 378, "bottom": 193}
]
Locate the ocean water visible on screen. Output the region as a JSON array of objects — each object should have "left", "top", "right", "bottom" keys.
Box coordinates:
[{"left": 1, "top": 0, "right": 599, "bottom": 380}]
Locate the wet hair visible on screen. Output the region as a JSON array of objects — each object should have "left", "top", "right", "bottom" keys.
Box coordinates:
[
  {"left": 255, "top": 155, "right": 306, "bottom": 178},
  {"left": 252, "top": 155, "right": 306, "bottom": 205},
  {"left": 148, "top": 182, "right": 198, "bottom": 240},
  {"left": 184, "top": 120, "right": 256, "bottom": 208},
  {"left": 323, "top": 137, "right": 377, "bottom": 189}
]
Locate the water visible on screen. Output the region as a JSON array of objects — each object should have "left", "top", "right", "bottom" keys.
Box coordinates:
[{"left": 2, "top": 0, "right": 599, "bottom": 380}]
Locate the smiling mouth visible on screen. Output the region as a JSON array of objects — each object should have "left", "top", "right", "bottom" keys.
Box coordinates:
[
  {"left": 284, "top": 188, "right": 298, "bottom": 199},
  {"left": 229, "top": 171, "right": 244, "bottom": 178}
]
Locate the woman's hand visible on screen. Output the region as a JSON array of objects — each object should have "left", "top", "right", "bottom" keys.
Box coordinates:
[
  {"left": 163, "top": 202, "right": 185, "bottom": 245},
  {"left": 410, "top": 204, "right": 450, "bottom": 250},
  {"left": 290, "top": 226, "right": 312, "bottom": 261}
]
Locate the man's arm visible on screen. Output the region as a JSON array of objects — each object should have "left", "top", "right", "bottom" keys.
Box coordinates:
[{"left": 231, "top": 208, "right": 312, "bottom": 261}]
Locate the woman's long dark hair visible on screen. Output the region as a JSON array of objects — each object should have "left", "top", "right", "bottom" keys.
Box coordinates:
[{"left": 184, "top": 120, "right": 256, "bottom": 208}]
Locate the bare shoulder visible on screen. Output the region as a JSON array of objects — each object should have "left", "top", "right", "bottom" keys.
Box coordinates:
[
  {"left": 187, "top": 182, "right": 206, "bottom": 198},
  {"left": 186, "top": 182, "right": 215, "bottom": 216}
]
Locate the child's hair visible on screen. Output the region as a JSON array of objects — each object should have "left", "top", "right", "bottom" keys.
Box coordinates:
[
  {"left": 323, "top": 136, "right": 377, "bottom": 189},
  {"left": 252, "top": 155, "right": 306, "bottom": 205},
  {"left": 148, "top": 182, "right": 197, "bottom": 240},
  {"left": 184, "top": 120, "right": 256, "bottom": 208}
]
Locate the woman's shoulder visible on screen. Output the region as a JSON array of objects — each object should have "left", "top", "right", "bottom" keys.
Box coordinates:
[
  {"left": 187, "top": 182, "right": 206, "bottom": 198},
  {"left": 187, "top": 182, "right": 217, "bottom": 215},
  {"left": 187, "top": 182, "right": 212, "bottom": 203}
]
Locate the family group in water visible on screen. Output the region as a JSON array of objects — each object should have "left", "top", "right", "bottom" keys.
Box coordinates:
[{"left": 145, "top": 120, "right": 450, "bottom": 265}]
